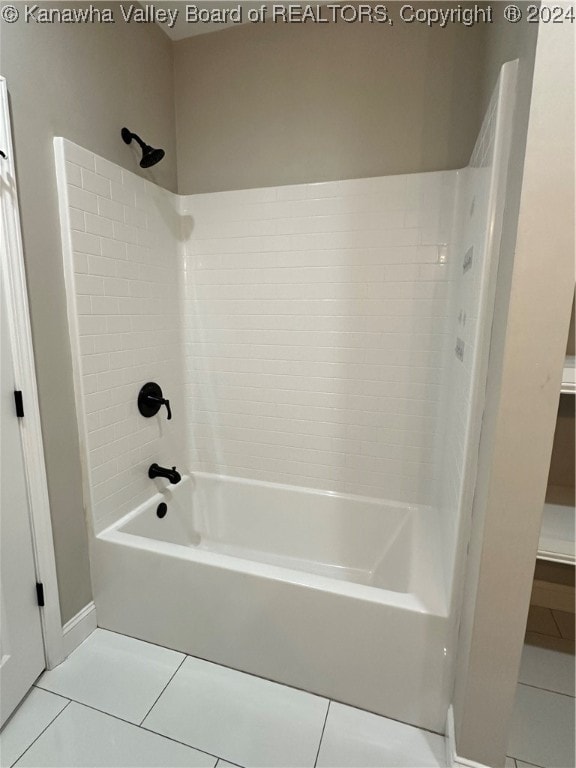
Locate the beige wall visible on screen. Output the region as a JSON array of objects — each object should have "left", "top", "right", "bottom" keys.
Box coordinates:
[
  {"left": 0, "top": 3, "right": 177, "bottom": 623},
  {"left": 452, "top": 8, "right": 574, "bottom": 765},
  {"left": 174, "top": 13, "right": 487, "bottom": 194},
  {"left": 478, "top": 1, "right": 538, "bottom": 111}
]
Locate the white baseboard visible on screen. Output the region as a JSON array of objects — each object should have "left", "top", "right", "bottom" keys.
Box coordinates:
[
  {"left": 62, "top": 601, "right": 97, "bottom": 658},
  {"left": 446, "top": 705, "right": 491, "bottom": 768}
]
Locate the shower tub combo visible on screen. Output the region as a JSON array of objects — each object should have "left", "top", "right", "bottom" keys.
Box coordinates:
[
  {"left": 57, "top": 62, "right": 516, "bottom": 739},
  {"left": 94, "top": 473, "right": 451, "bottom": 732}
]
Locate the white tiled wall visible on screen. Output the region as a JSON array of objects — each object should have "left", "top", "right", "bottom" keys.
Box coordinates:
[
  {"left": 57, "top": 148, "right": 459, "bottom": 527},
  {"left": 56, "top": 139, "right": 186, "bottom": 532},
  {"left": 435, "top": 67, "right": 514, "bottom": 594},
  {"left": 62, "top": 136, "right": 509, "bottom": 536},
  {"left": 181, "top": 173, "right": 457, "bottom": 502}
]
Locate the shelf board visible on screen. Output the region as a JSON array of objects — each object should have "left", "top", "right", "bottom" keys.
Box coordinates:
[
  {"left": 538, "top": 496, "right": 575, "bottom": 566},
  {"left": 561, "top": 355, "right": 575, "bottom": 394}
]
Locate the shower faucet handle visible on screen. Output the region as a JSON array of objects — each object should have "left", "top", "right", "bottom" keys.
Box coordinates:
[
  {"left": 150, "top": 395, "right": 171, "bottom": 420},
  {"left": 138, "top": 382, "right": 172, "bottom": 420}
]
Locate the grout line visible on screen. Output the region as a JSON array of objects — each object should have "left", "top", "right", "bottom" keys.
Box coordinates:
[
  {"left": 508, "top": 757, "right": 545, "bottom": 768},
  {"left": 517, "top": 681, "right": 575, "bottom": 699},
  {"left": 139, "top": 655, "right": 187, "bottom": 726},
  {"left": 32, "top": 685, "right": 223, "bottom": 765},
  {"left": 549, "top": 609, "right": 566, "bottom": 639},
  {"left": 313, "top": 700, "right": 331, "bottom": 768},
  {"left": 138, "top": 723, "right": 223, "bottom": 765},
  {"left": 10, "top": 699, "right": 72, "bottom": 767}
]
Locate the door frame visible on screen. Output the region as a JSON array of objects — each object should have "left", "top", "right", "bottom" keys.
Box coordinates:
[{"left": 0, "top": 76, "right": 64, "bottom": 669}]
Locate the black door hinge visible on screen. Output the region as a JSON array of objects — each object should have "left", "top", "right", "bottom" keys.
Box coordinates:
[
  {"left": 36, "top": 582, "right": 45, "bottom": 607},
  {"left": 14, "top": 390, "right": 24, "bottom": 418}
]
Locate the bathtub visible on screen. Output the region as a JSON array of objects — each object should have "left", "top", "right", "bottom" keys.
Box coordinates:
[{"left": 93, "top": 473, "right": 451, "bottom": 732}]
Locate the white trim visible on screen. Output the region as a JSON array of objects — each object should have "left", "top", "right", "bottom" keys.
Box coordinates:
[
  {"left": 445, "top": 706, "right": 491, "bottom": 768},
  {"left": 0, "top": 76, "right": 65, "bottom": 669},
  {"left": 62, "top": 602, "right": 97, "bottom": 657}
]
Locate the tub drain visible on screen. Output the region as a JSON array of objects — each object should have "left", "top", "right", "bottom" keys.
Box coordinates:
[{"left": 156, "top": 502, "right": 168, "bottom": 518}]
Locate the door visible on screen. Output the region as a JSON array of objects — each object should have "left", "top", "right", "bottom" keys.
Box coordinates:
[
  {"left": 0, "top": 269, "right": 46, "bottom": 727},
  {"left": 0, "top": 282, "right": 46, "bottom": 727}
]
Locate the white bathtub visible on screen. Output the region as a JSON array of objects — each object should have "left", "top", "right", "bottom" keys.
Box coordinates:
[{"left": 93, "top": 473, "right": 451, "bottom": 732}]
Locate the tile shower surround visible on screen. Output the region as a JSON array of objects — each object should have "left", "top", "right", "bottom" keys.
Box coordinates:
[
  {"left": 56, "top": 141, "right": 187, "bottom": 532},
  {"left": 57, "top": 138, "right": 460, "bottom": 532},
  {"left": 181, "top": 174, "right": 456, "bottom": 503},
  {"left": 435, "top": 82, "right": 502, "bottom": 592}
]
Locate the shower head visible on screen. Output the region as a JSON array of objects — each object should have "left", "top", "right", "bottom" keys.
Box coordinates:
[{"left": 121, "top": 127, "right": 165, "bottom": 169}]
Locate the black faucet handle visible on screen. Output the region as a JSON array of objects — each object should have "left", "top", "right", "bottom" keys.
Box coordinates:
[
  {"left": 147, "top": 395, "right": 172, "bottom": 420},
  {"left": 138, "top": 383, "right": 172, "bottom": 421}
]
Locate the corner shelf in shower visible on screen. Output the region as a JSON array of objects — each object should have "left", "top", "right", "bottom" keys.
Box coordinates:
[
  {"left": 561, "top": 356, "right": 575, "bottom": 395},
  {"left": 538, "top": 486, "right": 575, "bottom": 566}
]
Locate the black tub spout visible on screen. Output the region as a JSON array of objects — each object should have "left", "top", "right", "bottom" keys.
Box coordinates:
[{"left": 148, "top": 463, "right": 181, "bottom": 484}]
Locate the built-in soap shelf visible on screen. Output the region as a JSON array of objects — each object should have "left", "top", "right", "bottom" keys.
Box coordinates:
[{"left": 561, "top": 355, "right": 575, "bottom": 395}]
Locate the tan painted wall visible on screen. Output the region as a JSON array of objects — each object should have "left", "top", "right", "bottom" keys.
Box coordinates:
[
  {"left": 478, "top": 2, "right": 538, "bottom": 112},
  {"left": 452, "top": 9, "right": 574, "bottom": 765},
  {"left": 0, "top": 3, "right": 177, "bottom": 623},
  {"left": 174, "top": 13, "right": 487, "bottom": 194}
]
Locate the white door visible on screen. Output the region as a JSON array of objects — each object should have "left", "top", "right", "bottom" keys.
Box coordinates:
[
  {"left": 0, "top": 76, "right": 62, "bottom": 727},
  {"left": 0, "top": 268, "right": 46, "bottom": 727}
]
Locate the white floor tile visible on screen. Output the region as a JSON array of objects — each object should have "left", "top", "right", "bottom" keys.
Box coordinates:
[
  {"left": 14, "top": 702, "right": 216, "bottom": 768},
  {"left": 518, "top": 644, "right": 575, "bottom": 697},
  {"left": 524, "top": 633, "right": 575, "bottom": 654},
  {"left": 508, "top": 684, "right": 575, "bottom": 768},
  {"left": 37, "top": 629, "right": 184, "bottom": 724},
  {"left": 0, "top": 688, "right": 69, "bottom": 768},
  {"left": 143, "top": 657, "right": 328, "bottom": 768},
  {"left": 316, "top": 702, "right": 446, "bottom": 768},
  {"left": 505, "top": 759, "right": 516, "bottom": 767}
]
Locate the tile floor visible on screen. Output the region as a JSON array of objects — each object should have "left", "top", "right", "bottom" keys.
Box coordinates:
[
  {"left": 1, "top": 627, "right": 573, "bottom": 768},
  {"left": 0, "top": 629, "right": 447, "bottom": 768},
  {"left": 507, "top": 637, "right": 575, "bottom": 768}
]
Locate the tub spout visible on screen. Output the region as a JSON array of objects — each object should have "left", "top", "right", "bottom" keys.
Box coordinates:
[{"left": 148, "top": 463, "right": 181, "bottom": 484}]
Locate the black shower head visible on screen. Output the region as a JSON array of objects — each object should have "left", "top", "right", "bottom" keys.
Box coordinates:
[
  {"left": 121, "top": 127, "right": 165, "bottom": 169},
  {"left": 140, "top": 146, "right": 165, "bottom": 168}
]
